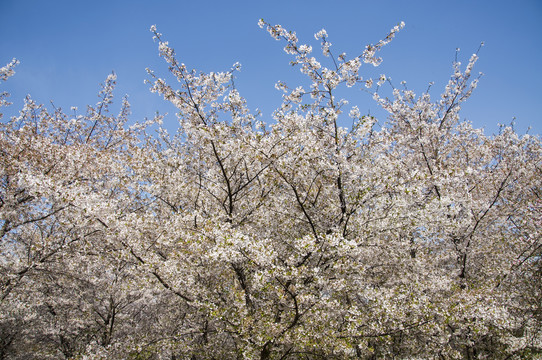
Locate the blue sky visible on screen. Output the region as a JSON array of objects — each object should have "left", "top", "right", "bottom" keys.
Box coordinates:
[{"left": 1, "top": 0, "right": 541, "bottom": 135}]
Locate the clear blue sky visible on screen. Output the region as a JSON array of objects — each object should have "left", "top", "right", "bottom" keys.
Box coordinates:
[{"left": 1, "top": 0, "right": 541, "bottom": 135}]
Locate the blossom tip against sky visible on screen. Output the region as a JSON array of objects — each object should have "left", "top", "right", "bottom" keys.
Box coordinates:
[{"left": 1, "top": 0, "right": 541, "bottom": 135}]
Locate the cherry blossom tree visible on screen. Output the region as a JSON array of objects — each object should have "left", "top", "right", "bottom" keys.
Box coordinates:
[{"left": 1, "top": 20, "right": 541, "bottom": 359}]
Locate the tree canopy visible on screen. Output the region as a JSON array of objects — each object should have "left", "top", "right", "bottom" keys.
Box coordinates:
[{"left": 0, "top": 21, "right": 541, "bottom": 359}]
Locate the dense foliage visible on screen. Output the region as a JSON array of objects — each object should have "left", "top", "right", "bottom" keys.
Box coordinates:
[{"left": 1, "top": 21, "right": 541, "bottom": 359}]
